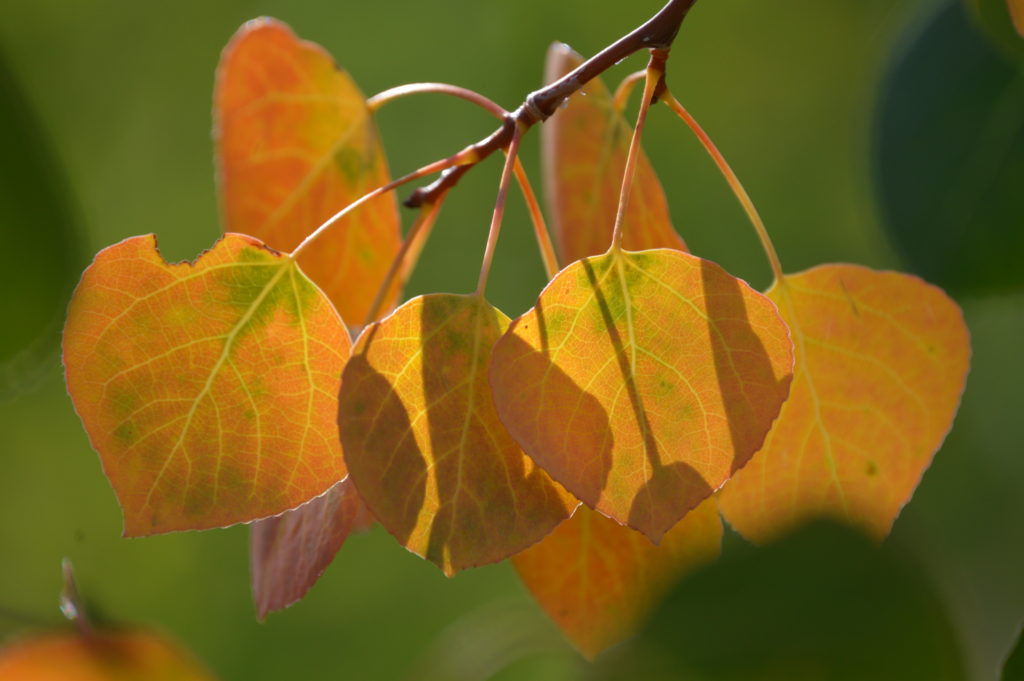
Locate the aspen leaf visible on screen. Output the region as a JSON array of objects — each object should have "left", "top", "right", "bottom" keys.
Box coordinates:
[
  {"left": 0, "top": 630, "right": 219, "bottom": 681},
  {"left": 63, "top": 234, "right": 351, "bottom": 536},
  {"left": 215, "top": 17, "right": 401, "bottom": 324},
  {"left": 513, "top": 499, "right": 721, "bottom": 659},
  {"left": 338, "top": 294, "right": 575, "bottom": 575},
  {"left": 718, "top": 265, "right": 970, "bottom": 542},
  {"left": 490, "top": 248, "right": 793, "bottom": 541},
  {"left": 542, "top": 43, "right": 686, "bottom": 264},
  {"left": 251, "top": 478, "right": 372, "bottom": 619}
]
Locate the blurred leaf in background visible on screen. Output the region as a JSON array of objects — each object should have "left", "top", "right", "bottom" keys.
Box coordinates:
[
  {"left": 0, "top": 47, "right": 82, "bottom": 399},
  {"left": 875, "top": 0, "right": 1024, "bottom": 295},
  {"left": 1005, "top": 628, "right": 1024, "bottom": 681},
  {"left": 594, "top": 521, "right": 967, "bottom": 681}
]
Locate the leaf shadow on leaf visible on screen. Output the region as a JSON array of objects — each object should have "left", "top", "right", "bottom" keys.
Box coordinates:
[
  {"left": 699, "top": 259, "right": 791, "bottom": 477},
  {"left": 490, "top": 297, "right": 614, "bottom": 506},
  {"left": 416, "top": 296, "right": 570, "bottom": 570},
  {"left": 574, "top": 259, "right": 714, "bottom": 540},
  {"left": 340, "top": 326, "right": 427, "bottom": 550}
]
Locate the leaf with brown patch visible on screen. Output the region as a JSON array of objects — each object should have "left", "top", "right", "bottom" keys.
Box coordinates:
[{"left": 251, "top": 478, "right": 372, "bottom": 619}]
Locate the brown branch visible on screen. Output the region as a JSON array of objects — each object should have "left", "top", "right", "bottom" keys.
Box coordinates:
[{"left": 404, "top": 0, "right": 698, "bottom": 208}]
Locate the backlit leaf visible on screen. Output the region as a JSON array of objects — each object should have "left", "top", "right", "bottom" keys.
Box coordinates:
[
  {"left": 718, "top": 265, "right": 970, "bottom": 542},
  {"left": 338, "top": 294, "right": 575, "bottom": 575},
  {"left": 215, "top": 17, "right": 401, "bottom": 324},
  {"left": 490, "top": 248, "right": 793, "bottom": 541},
  {"left": 542, "top": 43, "right": 686, "bottom": 265},
  {"left": 63, "top": 234, "right": 351, "bottom": 535},
  {"left": 251, "top": 477, "right": 372, "bottom": 619},
  {"left": 0, "top": 630, "right": 219, "bottom": 681},
  {"left": 513, "top": 499, "right": 721, "bottom": 659}
]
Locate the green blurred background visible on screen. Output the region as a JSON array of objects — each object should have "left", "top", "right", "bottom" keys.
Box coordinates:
[{"left": 1, "top": 0, "right": 1022, "bottom": 678}]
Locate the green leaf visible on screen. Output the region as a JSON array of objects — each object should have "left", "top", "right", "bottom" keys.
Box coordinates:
[
  {"left": 0, "top": 48, "right": 83, "bottom": 398},
  {"left": 594, "top": 521, "right": 967, "bottom": 680},
  {"left": 876, "top": 0, "right": 1024, "bottom": 295},
  {"left": 1005, "top": 627, "right": 1024, "bottom": 681}
]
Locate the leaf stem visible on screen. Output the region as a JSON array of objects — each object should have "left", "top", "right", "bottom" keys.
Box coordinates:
[
  {"left": 290, "top": 150, "right": 476, "bottom": 260},
  {"left": 612, "top": 71, "right": 647, "bottom": 112},
  {"left": 513, "top": 159, "right": 559, "bottom": 279},
  {"left": 367, "top": 82, "right": 507, "bottom": 118},
  {"left": 476, "top": 121, "right": 525, "bottom": 295},
  {"left": 405, "top": 0, "right": 699, "bottom": 207},
  {"left": 366, "top": 81, "right": 559, "bottom": 279},
  {"left": 363, "top": 195, "right": 448, "bottom": 326},
  {"left": 611, "top": 52, "right": 665, "bottom": 251},
  {"left": 661, "top": 92, "right": 785, "bottom": 282}
]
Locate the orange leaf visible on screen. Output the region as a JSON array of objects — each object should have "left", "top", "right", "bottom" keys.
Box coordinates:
[
  {"left": 250, "top": 478, "right": 372, "bottom": 619},
  {"left": 63, "top": 234, "right": 351, "bottom": 535},
  {"left": 490, "top": 248, "right": 793, "bottom": 541},
  {"left": 0, "top": 630, "right": 218, "bottom": 681},
  {"left": 542, "top": 43, "right": 686, "bottom": 264},
  {"left": 215, "top": 18, "right": 401, "bottom": 324},
  {"left": 718, "top": 265, "right": 970, "bottom": 542},
  {"left": 513, "top": 499, "right": 721, "bottom": 659},
  {"left": 1011, "top": 0, "right": 1024, "bottom": 36},
  {"left": 338, "top": 294, "right": 576, "bottom": 575}
]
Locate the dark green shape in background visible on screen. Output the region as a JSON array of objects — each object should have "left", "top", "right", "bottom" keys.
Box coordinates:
[
  {"left": 0, "top": 47, "right": 82, "bottom": 398},
  {"left": 594, "top": 521, "right": 966, "bottom": 681},
  {"left": 875, "top": 0, "right": 1024, "bottom": 296},
  {"left": 1005, "top": 627, "right": 1024, "bottom": 681}
]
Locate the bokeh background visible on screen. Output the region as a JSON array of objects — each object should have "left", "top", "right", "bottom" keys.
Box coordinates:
[{"left": 1, "top": 0, "right": 1022, "bottom": 679}]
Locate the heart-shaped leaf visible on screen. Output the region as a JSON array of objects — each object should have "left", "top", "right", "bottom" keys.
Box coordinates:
[
  {"left": 542, "top": 43, "right": 686, "bottom": 264},
  {"left": 215, "top": 18, "right": 401, "bottom": 324},
  {"left": 490, "top": 248, "right": 793, "bottom": 541},
  {"left": 718, "top": 265, "right": 970, "bottom": 542},
  {"left": 63, "top": 234, "right": 351, "bottom": 535},
  {"left": 513, "top": 499, "right": 721, "bottom": 659},
  {"left": 250, "top": 478, "right": 372, "bottom": 619},
  {"left": 339, "top": 294, "right": 575, "bottom": 575}
]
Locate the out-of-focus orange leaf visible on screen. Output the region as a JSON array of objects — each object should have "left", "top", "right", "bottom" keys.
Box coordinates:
[
  {"left": 250, "top": 478, "right": 372, "bottom": 619},
  {"left": 338, "top": 294, "right": 576, "bottom": 575},
  {"left": 718, "top": 265, "right": 970, "bottom": 542},
  {"left": 513, "top": 499, "right": 721, "bottom": 659},
  {"left": 1011, "top": 0, "right": 1024, "bottom": 36},
  {"left": 542, "top": 43, "right": 686, "bottom": 265},
  {"left": 215, "top": 17, "right": 401, "bottom": 324},
  {"left": 0, "top": 630, "right": 219, "bottom": 681},
  {"left": 63, "top": 234, "right": 351, "bottom": 536},
  {"left": 490, "top": 248, "right": 793, "bottom": 542}
]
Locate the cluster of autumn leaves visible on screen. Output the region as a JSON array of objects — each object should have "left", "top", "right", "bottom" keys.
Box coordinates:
[{"left": 59, "top": 19, "right": 970, "bottom": 659}]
